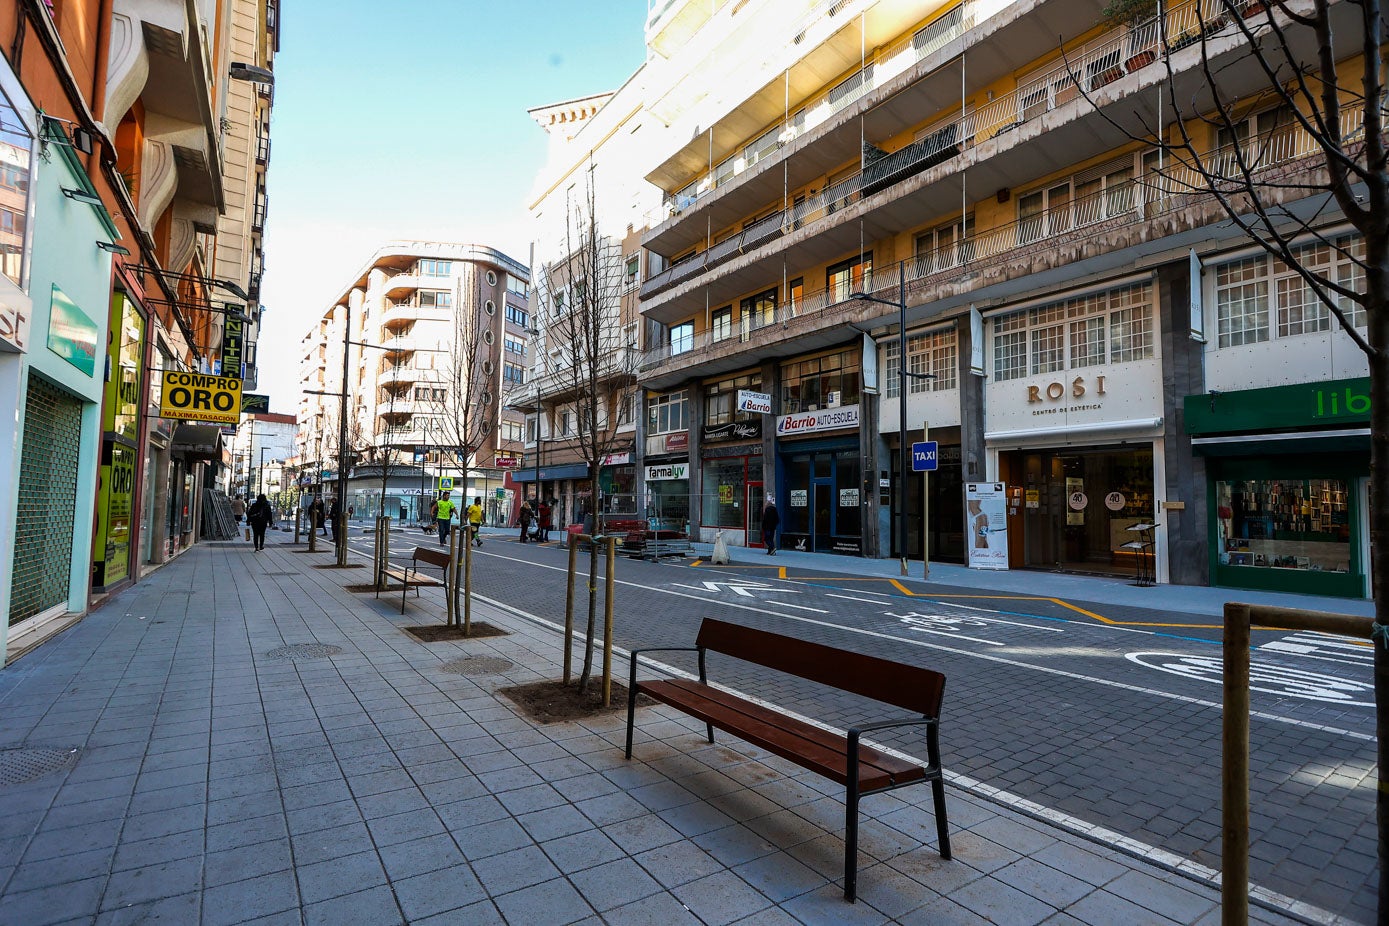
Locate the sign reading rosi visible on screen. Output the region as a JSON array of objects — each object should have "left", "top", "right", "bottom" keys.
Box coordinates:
[
  {"left": 776, "top": 404, "right": 860, "bottom": 436},
  {"left": 158, "top": 371, "right": 243, "bottom": 424},
  {"left": 646, "top": 462, "right": 688, "bottom": 481},
  {"left": 736, "top": 390, "right": 772, "bottom": 414},
  {"left": 1026, "top": 375, "right": 1106, "bottom": 416}
]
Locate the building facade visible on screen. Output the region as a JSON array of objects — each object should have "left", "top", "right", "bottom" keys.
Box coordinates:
[
  {"left": 0, "top": 0, "right": 281, "bottom": 661},
  {"left": 533, "top": 0, "right": 1376, "bottom": 598},
  {"left": 296, "top": 242, "right": 531, "bottom": 527}
]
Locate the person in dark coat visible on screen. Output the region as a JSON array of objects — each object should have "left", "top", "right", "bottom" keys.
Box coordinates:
[
  {"left": 328, "top": 498, "right": 341, "bottom": 543},
  {"left": 518, "top": 501, "right": 534, "bottom": 543},
  {"left": 247, "top": 493, "right": 275, "bottom": 551},
  {"left": 537, "top": 499, "right": 552, "bottom": 543},
  {"left": 761, "top": 499, "right": 780, "bottom": 555}
]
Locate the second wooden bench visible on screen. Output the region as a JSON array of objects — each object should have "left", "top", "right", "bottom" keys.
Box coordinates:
[{"left": 377, "top": 546, "right": 452, "bottom": 614}]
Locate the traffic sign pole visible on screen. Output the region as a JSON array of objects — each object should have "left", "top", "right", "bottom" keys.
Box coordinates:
[{"left": 922, "top": 420, "right": 930, "bottom": 580}]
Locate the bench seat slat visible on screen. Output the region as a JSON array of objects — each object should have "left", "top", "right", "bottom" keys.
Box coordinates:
[{"left": 640, "top": 679, "right": 927, "bottom": 791}]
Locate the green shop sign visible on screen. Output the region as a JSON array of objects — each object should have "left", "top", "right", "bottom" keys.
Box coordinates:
[{"left": 1184, "top": 377, "right": 1371, "bottom": 435}]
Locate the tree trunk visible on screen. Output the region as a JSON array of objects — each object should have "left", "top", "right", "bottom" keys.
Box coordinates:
[
  {"left": 578, "top": 473, "right": 602, "bottom": 692},
  {"left": 1366, "top": 247, "right": 1389, "bottom": 918}
]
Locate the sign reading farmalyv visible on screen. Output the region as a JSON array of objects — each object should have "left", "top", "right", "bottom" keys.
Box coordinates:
[{"left": 776, "top": 404, "right": 860, "bottom": 436}]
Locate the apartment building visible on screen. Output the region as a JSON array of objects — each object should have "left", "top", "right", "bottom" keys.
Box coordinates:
[
  {"left": 0, "top": 0, "right": 281, "bottom": 659},
  {"left": 616, "top": 0, "right": 1373, "bottom": 597},
  {"left": 297, "top": 243, "right": 531, "bottom": 527}
]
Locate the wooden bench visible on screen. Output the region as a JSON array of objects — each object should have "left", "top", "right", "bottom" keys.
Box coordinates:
[
  {"left": 376, "top": 546, "right": 451, "bottom": 614},
  {"left": 625, "top": 618, "right": 950, "bottom": 901}
]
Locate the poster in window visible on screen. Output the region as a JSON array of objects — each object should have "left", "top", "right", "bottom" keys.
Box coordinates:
[{"left": 965, "top": 483, "right": 1009, "bottom": 570}]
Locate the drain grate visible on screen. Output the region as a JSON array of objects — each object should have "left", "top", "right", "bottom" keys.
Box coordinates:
[
  {"left": 440, "top": 656, "right": 515, "bottom": 676},
  {"left": 0, "top": 747, "right": 80, "bottom": 787},
  {"left": 264, "top": 643, "right": 342, "bottom": 661}
]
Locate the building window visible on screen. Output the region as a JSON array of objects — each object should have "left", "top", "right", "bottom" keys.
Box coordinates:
[
  {"left": 504, "top": 337, "right": 526, "bottom": 357},
  {"left": 992, "top": 282, "right": 1154, "bottom": 381},
  {"left": 671, "top": 321, "right": 694, "bottom": 355},
  {"left": 711, "top": 306, "right": 732, "bottom": 342},
  {"left": 915, "top": 216, "right": 975, "bottom": 273},
  {"left": 624, "top": 255, "right": 640, "bottom": 287},
  {"left": 738, "top": 289, "right": 776, "bottom": 340},
  {"left": 505, "top": 305, "right": 529, "bottom": 328},
  {"left": 503, "top": 362, "right": 526, "bottom": 384},
  {"left": 780, "top": 349, "right": 860, "bottom": 413},
  {"left": 500, "top": 420, "right": 524, "bottom": 442},
  {"left": 705, "top": 373, "right": 762, "bottom": 427},
  {"left": 506, "top": 273, "right": 528, "bottom": 296},
  {"left": 1215, "top": 257, "right": 1269, "bottom": 348},
  {"left": 885, "top": 328, "right": 957, "bottom": 399},
  {"left": 413, "top": 387, "right": 445, "bottom": 402},
  {"left": 648, "top": 390, "right": 688, "bottom": 435},
  {"left": 1017, "top": 157, "right": 1137, "bottom": 245},
  {"left": 827, "top": 253, "right": 872, "bottom": 304},
  {"left": 1213, "top": 234, "right": 1366, "bottom": 348},
  {"left": 618, "top": 393, "right": 635, "bottom": 425},
  {"left": 418, "top": 259, "right": 452, "bottom": 277},
  {"left": 418, "top": 290, "right": 453, "bottom": 308}
]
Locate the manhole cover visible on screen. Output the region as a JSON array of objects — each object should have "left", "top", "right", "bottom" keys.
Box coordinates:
[
  {"left": 264, "top": 643, "right": 342, "bottom": 660},
  {"left": 0, "top": 747, "right": 80, "bottom": 787},
  {"left": 440, "top": 656, "right": 514, "bottom": 676}
]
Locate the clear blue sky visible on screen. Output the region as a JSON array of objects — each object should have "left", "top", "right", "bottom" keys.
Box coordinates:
[{"left": 256, "top": 0, "right": 649, "bottom": 410}]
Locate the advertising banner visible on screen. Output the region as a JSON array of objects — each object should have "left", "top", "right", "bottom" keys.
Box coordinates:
[
  {"left": 158, "top": 371, "right": 243, "bottom": 424},
  {"left": 645, "top": 462, "right": 688, "bottom": 481},
  {"left": 735, "top": 390, "right": 772, "bottom": 414},
  {"left": 221, "top": 315, "right": 244, "bottom": 379},
  {"left": 965, "top": 482, "right": 1009, "bottom": 570},
  {"left": 776, "top": 404, "right": 860, "bottom": 437},
  {"left": 702, "top": 420, "right": 761, "bottom": 442}
]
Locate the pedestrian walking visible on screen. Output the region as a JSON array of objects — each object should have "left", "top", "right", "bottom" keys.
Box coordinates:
[
  {"left": 518, "top": 500, "right": 534, "bottom": 543},
  {"left": 537, "top": 498, "right": 552, "bottom": 543},
  {"left": 313, "top": 498, "right": 326, "bottom": 535},
  {"left": 328, "top": 498, "right": 341, "bottom": 544},
  {"left": 434, "top": 492, "right": 456, "bottom": 545},
  {"left": 231, "top": 495, "right": 246, "bottom": 526},
  {"left": 467, "top": 497, "right": 484, "bottom": 547},
  {"left": 247, "top": 493, "right": 274, "bottom": 551},
  {"left": 761, "top": 498, "right": 780, "bottom": 555}
]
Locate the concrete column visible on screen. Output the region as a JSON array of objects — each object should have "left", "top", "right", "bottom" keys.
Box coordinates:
[
  {"left": 759, "top": 360, "right": 778, "bottom": 497},
  {"left": 1156, "top": 259, "right": 1208, "bottom": 586},
  {"left": 957, "top": 314, "right": 986, "bottom": 483}
]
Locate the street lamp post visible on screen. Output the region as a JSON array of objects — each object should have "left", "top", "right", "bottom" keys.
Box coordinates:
[{"left": 850, "top": 260, "right": 933, "bottom": 578}]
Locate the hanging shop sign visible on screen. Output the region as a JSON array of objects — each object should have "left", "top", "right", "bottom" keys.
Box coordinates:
[
  {"left": 600, "top": 452, "right": 631, "bottom": 466},
  {"left": 703, "top": 420, "right": 761, "bottom": 442},
  {"left": 736, "top": 390, "right": 772, "bottom": 414},
  {"left": 776, "top": 404, "right": 860, "bottom": 437},
  {"left": 158, "top": 371, "right": 243, "bottom": 425},
  {"left": 241, "top": 393, "right": 270, "bottom": 414},
  {"left": 965, "top": 483, "right": 1009, "bottom": 570},
  {"left": 221, "top": 315, "right": 244, "bottom": 379},
  {"left": 493, "top": 456, "right": 521, "bottom": 468},
  {"left": 646, "top": 462, "right": 688, "bottom": 481},
  {"left": 47, "top": 284, "right": 100, "bottom": 377},
  {"left": 664, "top": 432, "right": 689, "bottom": 452}
]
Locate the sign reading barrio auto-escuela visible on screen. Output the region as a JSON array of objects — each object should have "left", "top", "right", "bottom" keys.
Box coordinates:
[
  {"left": 776, "top": 404, "right": 860, "bottom": 436},
  {"left": 736, "top": 390, "right": 772, "bottom": 414},
  {"left": 158, "top": 371, "right": 243, "bottom": 425}
]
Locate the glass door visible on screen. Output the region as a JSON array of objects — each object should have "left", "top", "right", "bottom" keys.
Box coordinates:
[
  {"left": 746, "top": 482, "right": 764, "bottom": 547},
  {"left": 813, "top": 482, "right": 833, "bottom": 551}
]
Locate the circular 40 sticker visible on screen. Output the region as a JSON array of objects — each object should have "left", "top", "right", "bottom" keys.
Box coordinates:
[
  {"left": 1105, "top": 491, "right": 1126, "bottom": 511},
  {"left": 1126, "top": 652, "right": 1374, "bottom": 706}
]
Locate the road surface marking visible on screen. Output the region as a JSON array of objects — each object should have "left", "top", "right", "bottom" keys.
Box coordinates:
[{"left": 1127, "top": 652, "right": 1374, "bottom": 706}]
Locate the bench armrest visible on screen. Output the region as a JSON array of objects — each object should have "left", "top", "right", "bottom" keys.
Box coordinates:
[
  {"left": 627, "top": 646, "right": 707, "bottom": 685},
  {"left": 847, "top": 716, "right": 944, "bottom": 778},
  {"left": 848, "top": 717, "right": 938, "bottom": 737}
]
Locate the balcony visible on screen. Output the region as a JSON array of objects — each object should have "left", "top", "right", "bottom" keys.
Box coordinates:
[
  {"left": 256, "top": 134, "right": 270, "bottom": 165},
  {"left": 383, "top": 273, "right": 447, "bottom": 298},
  {"left": 641, "top": 103, "right": 1360, "bottom": 389},
  {"left": 252, "top": 194, "right": 267, "bottom": 231},
  {"left": 379, "top": 302, "right": 421, "bottom": 331},
  {"left": 640, "top": 0, "right": 1338, "bottom": 323},
  {"left": 378, "top": 364, "right": 418, "bottom": 388}
]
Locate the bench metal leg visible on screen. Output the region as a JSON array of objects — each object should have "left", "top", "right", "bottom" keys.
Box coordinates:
[
  {"left": 625, "top": 652, "right": 639, "bottom": 759},
  {"left": 400, "top": 575, "right": 408, "bottom": 614},
  {"left": 844, "top": 780, "right": 860, "bottom": 902},
  {"left": 932, "top": 776, "right": 951, "bottom": 859}
]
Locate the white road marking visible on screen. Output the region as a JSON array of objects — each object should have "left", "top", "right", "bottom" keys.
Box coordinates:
[
  {"left": 1127, "top": 652, "right": 1374, "bottom": 706},
  {"left": 465, "top": 550, "right": 1376, "bottom": 740}
]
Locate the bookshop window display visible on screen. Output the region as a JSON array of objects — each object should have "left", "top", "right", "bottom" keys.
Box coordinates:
[{"left": 1214, "top": 476, "right": 1362, "bottom": 596}]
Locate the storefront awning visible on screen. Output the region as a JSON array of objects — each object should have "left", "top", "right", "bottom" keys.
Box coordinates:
[
  {"left": 1190, "top": 428, "right": 1371, "bottom": 457},
  {"left": 171, "top": 424, "right": 224, "bottom": 462},
  {"left": 513, "top": 463, "right": 589, "bottom": 482}
]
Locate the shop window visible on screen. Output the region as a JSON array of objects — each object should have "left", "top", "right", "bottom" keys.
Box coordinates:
[
  {"left": 701, "top": 458, "right": 748, "bottom": 529},
  {"left": 648, "top": 390, "right": 688, "bottom": 435},
  {"left": 1216, "top": 478, "right": 1351, "bottom": 573},
  {"left": 780, "top": 349, "right": 860, "bottom": 413},
  {"left": 705, "top": 373, "right": 761, "bottom": 427}
]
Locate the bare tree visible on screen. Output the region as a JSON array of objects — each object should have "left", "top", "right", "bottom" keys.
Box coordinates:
[
  {"left": 1078, "top": 0, "right": 1387, "bottom": 906},
  {"left": 537, "top": 173, "right": 641, "bottom": 693}
]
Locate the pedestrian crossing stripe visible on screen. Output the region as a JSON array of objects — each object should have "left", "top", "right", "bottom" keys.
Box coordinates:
[{"left": 1261, "top": 630, "right": 1373, "bottom": 665}]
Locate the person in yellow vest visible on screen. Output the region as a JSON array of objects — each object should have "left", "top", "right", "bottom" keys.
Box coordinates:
[
  {"left": 467, "top": 497, "right": 484, "bottom": 547},
  {"left": 434, "top": 492, "right": 456, "bottom": 545}
]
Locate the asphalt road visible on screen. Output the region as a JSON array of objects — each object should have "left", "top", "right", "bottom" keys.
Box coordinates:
[{"left": 347, "top": 528, "right": 1377, "bottom": 924}]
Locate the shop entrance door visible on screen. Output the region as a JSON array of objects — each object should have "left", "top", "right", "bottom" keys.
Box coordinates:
[
  {"left": 747, "top": 482, "right": 764, "bottom": 547},
  {"left": 813, "top": 481, "right": 833, "bottom": 552}
]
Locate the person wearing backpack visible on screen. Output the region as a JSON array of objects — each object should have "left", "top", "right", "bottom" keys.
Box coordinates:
[{"left": 247, "top": 493, "right": 275, "bottom": 552}]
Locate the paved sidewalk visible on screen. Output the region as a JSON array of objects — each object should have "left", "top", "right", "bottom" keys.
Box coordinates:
[{"left": 0, "top": 531, "right": 1305, "bottom": 925}]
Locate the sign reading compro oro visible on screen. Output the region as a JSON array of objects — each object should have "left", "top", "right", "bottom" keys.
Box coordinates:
[{"left": 159, "top": 371, "right": 243, "bottom": 424}]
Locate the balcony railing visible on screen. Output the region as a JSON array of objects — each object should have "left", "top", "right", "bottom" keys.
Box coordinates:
[
  {"left": 640, "top": 0, "right": 1263, "bottom": 302},
  {"left": 256, "top": 134, "right": 270, "bottom": 164},
  {"left": 642, "top": 103, "right": 1358, "bottom": 374}
]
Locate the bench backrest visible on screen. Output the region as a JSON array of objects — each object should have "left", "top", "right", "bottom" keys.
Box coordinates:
[
  {"left": 696, "top": 618, "right": 945, "bottom": 717},
  {"left": 413, "top": 547, "right": 453, "bottom": 570}
]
